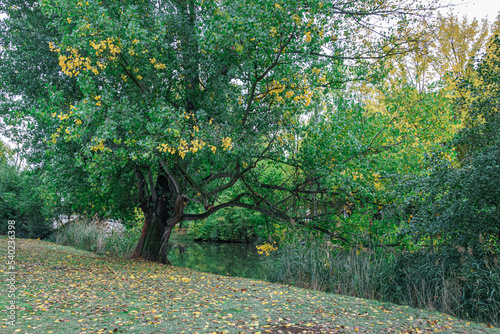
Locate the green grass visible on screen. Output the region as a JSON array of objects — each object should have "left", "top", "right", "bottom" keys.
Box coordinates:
[{"left": 1, "top": 238, "right": 499, "bottom": 334}]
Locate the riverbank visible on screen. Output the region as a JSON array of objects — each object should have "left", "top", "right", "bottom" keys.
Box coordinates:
[{"left": 1, "top": 238, "right": 498, "bottom": 333}]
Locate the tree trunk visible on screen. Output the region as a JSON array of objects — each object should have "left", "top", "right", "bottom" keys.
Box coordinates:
[
  {"left": 132, "top": 172, "right": 187, "bottom": 264},
  {"left": 133, "top": 208, "right": 172, "bottom": 264}
]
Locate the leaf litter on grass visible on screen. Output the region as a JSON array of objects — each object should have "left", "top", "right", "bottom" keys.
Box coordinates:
[{"left": 1, "top": 238, "right": 499, "bottom": 334}]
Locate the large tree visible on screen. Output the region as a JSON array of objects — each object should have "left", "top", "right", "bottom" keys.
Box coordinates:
[
  {"left": 2, "top": 0, "right": 435, "bottom": 263},
  {"left": 401, "top": 28, "right": 500, "bottom": 256}
]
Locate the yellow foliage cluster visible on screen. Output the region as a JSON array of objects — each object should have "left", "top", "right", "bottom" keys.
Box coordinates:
[
  {"left": 269, "top": 80, "right": 285, "bottom": 96},
  {"left": 190, "top": 139, "right": 205, "bottom": 153},
  {"left": 256, "top": 241, "right": 278, "bottom": 256},
  {"left": 295, "top": 90, "right": 313, "bottom": 106},
  {"left": 50, "top": 42, "right": 101, "bottom": 76},
  {"left": 304, "top": 31, "right": 312, "bottom": 42},
  {"left": 90, "top": 37, "right": 121, "bottom": 58},
  {"left": 157, "top": 138, "right": 214, "bottom": 159},
  {"left": 48, "top": 42, "right": 60, "bottom": 52},
  {"left": 48, "top": 105, "right": 82, "bottom": 143},
  {"left": 339, "top": 170, "right": 383, "bottom": 190},
  {"left": 154, "top": 62, "right": 167, "bottom": 70},
  {"left": 183, "top": 111, "right": 195, "bottom": 120},
  {"left": 156, "top": 136, "right": 230, "bottom": 158},
  {"left": 50, "top": 128, "right": 62, "bottom": 143},
  {"left": 55, "top": 46, "right": 93, "bottom": 77},
  {"left": 157, "top": 143, "right": 177, "bottom": 155},
  {"left": 178, "top": 139, "right": 189, "bottom": 159},
  {"left": 221, "top": 137, "right": 232, "bottom": 150},
  {"left": 266, "top": 80, "right": 312, "bottom": 106},
  {"left": 373, "top": 172, "right": 382, "bottom": 190},
  {"left": 90, "top": 138, "right": 107, "bottom": 152},
  {"left": 52, "top": 112, "right": 70, "bottom": 121}
]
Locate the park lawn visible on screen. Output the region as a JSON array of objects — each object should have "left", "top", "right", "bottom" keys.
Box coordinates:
[{"left": 1, "top": 238, "right": 499, "bottom": 334}]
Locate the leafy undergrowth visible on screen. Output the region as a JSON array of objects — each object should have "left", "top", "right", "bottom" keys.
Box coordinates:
[{"left": 1, "top": 238, "right": 499, "bottom": 334}]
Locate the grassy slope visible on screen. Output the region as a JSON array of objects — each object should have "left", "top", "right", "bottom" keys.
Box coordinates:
[{"left": 1, "top": 238, "right": 499, "bottom": 334}]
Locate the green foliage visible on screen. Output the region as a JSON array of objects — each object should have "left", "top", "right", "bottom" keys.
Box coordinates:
[
  {"left": 401, "top": 147, "right": 499, "bottom": 257},
  {"left": 1, "top": 0, "right": 137, "bottom": 224},
  {"left": 0, "top": 163, "right": 22, "bottom": 221},
  {"left": 263, "top": 233, "right": 389, "bottom": 296},
  {"left": 399, "top": 33, "right": 500, "bottom": 258},
  {"left": 187, "top": 207, "right": 262, "bottom": 242},
  {"left": 0, "top": 0, "right": 79, "bottom": 105},
  {"left": 0, "top": 164, "right": 52, "bottom": 238},
  {"left": 0, "top": 141, "right": 11, "bottom": 165},
  {"left": 387, "top": 251, "right": 500, "bottom": 324}
]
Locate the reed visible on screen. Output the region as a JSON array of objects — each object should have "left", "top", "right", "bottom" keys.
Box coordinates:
[{"left": 262, "top": 236, "right": 500, "bottom": 325}]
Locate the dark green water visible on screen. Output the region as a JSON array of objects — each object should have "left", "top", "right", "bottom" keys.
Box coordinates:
[{"left": 166, "top": 240, "right": 265, "bottom": 279}]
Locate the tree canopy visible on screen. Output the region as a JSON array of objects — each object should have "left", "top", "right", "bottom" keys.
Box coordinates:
[{"left": 4, "top": 0, "right": 484, "bottom": 263}]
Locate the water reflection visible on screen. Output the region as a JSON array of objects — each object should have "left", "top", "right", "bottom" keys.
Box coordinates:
[{"left": 167, "top": 241, "right": 264, "bottom": 279}]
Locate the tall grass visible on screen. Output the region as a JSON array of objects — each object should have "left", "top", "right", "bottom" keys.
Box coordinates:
[
  {"left": 262, "top": 235, "right": 500, "bottom": 325},
  {"left": 54, "top": 219, "right": 140, "bottom": 258}
]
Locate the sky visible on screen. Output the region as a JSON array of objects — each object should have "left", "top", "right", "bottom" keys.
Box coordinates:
[{"left": 445, "top": 0, "right": 500, "bottom": 20}]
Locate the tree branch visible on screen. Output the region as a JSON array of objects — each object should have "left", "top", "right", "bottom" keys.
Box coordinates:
[
  {"left": 159, "top": 159, "right": 181, "bottom": 195},
  {"left": 181, "top": 192, "right": 250, "bottom": 221}
]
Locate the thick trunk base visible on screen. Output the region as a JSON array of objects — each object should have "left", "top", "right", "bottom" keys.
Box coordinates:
[{"left": 132, "top": 172, "right": 186, "bottom": 264}]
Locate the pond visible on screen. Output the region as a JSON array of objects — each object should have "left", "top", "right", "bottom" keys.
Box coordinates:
[{"left": 166, "top": 240, "right": 265, "bottom": 279}]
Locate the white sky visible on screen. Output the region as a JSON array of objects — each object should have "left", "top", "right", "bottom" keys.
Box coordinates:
[{"left": 445, "top": 0, "right": 500, "bottom": 21}]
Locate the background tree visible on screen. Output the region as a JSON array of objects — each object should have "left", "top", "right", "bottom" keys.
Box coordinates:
[
  {"left": 333, "top": 13, "right": 497, "bottom": 248},
  {"left": 401, "top": 27, "right": 500, "bottom": 257},
  {"left": 0, "top": 141, "right": 52, "bottom": 238}
]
